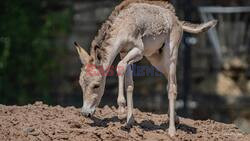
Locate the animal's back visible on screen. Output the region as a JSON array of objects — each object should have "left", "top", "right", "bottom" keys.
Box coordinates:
[{"left": 112, "top": 3, "right": 177, "bottom": 37}]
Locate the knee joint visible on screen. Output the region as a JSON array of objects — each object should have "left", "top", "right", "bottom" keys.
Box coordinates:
[
  {"left": 117, "top": 61, "right": 127, "bottom": 75},
  {"left": 127, "top": 85, "right": 134, "bottom": 93}
]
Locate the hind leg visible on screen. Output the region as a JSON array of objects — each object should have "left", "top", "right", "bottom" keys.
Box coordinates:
[
  {"left": 166, "top": 25, "right": 182, "bottom": 137},
  {"left": 146, "top": 51, "right": 179, "bottom": 124},
  {"left": 146, "top": 25, "right": 182, "bottom": 136}
]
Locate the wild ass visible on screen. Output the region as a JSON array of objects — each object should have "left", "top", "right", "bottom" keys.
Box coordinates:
[{"left": 75, "top": 0, "right": 217, "bottom": 136}]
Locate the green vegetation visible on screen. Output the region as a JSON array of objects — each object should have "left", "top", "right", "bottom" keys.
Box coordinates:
[{"left": 0, "top": 0, "right": 72, "bottom": 105}]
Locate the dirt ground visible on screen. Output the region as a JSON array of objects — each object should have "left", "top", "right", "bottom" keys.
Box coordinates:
[{"left": 0, "top": 102, "right": 249, "bottom": 141}]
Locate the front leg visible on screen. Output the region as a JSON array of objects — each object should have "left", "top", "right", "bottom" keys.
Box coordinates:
[
  {"left": 117, "top": 72, "right": 126, "bottom": 116},
  {"left": 125, "top": 65, "right": 134, "bottom": 126},
  {"left": 116, "top": 47, "right": 143, "bottom": 126},
  {"left": 116, "top": 53, "right": 127, "bottom": 116},
  {"left": 168, "top": 63, "right": 177, "bottom": 137}
]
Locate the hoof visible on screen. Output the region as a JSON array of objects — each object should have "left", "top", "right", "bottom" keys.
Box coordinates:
[
  {"left": 125, "top": 123, "right": 133, "bottom": 129},
  {"left": 168, "top": 127, "right": 176, "bottom": 137},
  {"left": 118, "top": 113, "right": 126, "bottom": 119},
  {"left": 126, "top": 115, "right": 135, "bottom": 125},
  {"left": 118, "top": 106, "right": 126, "bottom": 114},
  {"left": 125, "top": 116, "right": 135, "bottom": 129},
  {"left": 117, "top": 106, "right": 126, "bottom": 119}
]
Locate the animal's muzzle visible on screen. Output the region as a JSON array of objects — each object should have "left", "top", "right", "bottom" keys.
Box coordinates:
[
  {"left": 82, "top": 112, "right": 92, "bottom": 118},
  {"left": 81, "top": 104, "right": 96, "bottom": 117}
]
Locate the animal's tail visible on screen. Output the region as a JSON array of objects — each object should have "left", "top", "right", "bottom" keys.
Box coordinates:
[{"left": 181, "top": 20, "right": 218, "bottom": 34}]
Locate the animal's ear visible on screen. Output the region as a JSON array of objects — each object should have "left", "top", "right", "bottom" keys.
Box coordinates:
[
  {"left": 91, "top": 44, "right": 102, "bottom": 64},
  {"left": 74, "top": 42, "right": 91, "bottom": 65}
]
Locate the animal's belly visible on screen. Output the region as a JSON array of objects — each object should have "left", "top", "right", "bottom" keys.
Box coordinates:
[{"left": 142, "top": 33, "right": 167, "bottom": 57}]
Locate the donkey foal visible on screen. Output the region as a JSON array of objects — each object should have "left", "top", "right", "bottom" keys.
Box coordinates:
[{"left": 75, "top": 0, "right": 217, "bottom": 136}]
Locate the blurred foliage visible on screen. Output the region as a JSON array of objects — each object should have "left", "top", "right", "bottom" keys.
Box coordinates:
[{"left": 0, "top": 0, "right": 72, "bottom": 105}]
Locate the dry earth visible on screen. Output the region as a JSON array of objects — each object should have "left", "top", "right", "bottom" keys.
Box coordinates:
[{"left": 0, "top": 102, "right": 249, "bottom": 141}]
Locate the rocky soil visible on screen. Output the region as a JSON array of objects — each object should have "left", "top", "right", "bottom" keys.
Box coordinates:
[{"left": 0, "top": 102, "right": 249, "bottom": 141}]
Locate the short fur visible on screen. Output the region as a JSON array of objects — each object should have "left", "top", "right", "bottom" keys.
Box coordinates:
[
  {"left": 91, "top": 0, "right": 175, "bottom": 61},
  {"left": 76, "top": 0, "right": 217, "bottom": 137}
]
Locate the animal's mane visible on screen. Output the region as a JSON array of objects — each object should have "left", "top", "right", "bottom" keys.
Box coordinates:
[{"left": 90, "top": 0, "right": 175, "bottom": 61}]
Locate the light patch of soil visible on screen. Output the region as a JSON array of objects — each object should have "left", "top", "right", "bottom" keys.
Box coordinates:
[{"left": 0, "top": 102, "right": 249, "bottom": 141}]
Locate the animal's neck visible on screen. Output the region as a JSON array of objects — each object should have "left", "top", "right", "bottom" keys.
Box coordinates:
[
  {"left": 97, "top": 26, "right": 125, "bottom": 73},
  {"left": 101, "top": 40, "right": 121, "bottom": 72}
]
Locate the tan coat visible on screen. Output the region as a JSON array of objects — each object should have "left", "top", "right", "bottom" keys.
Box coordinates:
[{"left": 75, "top": 0, "right": 217, "bottom": 136}]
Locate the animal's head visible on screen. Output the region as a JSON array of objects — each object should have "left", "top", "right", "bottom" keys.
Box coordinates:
[{"left": 74, "top": 42, "right": 106, "bottom": 117}]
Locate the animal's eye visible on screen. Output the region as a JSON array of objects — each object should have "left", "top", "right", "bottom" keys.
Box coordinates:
[{"left": 93, "top": 84, "right": 100, "bottom": 89}]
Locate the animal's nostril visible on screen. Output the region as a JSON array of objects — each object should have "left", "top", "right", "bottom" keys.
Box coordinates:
[
  {"left": 87, "top": 114, "right": 91, "bottom": 118},
  {"left": 81, "top": 111, "right": 91, "bottom": 118}
]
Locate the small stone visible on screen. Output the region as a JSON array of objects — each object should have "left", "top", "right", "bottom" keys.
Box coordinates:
[
  {"left": 34, "top": 101, "right": 43, "bottom": 106},
  {"left": 25, "top": 127, "right": 35, "bottom": 133},
  {"left": 69, "top": 121, "right": 81, "bottom": 128}
]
